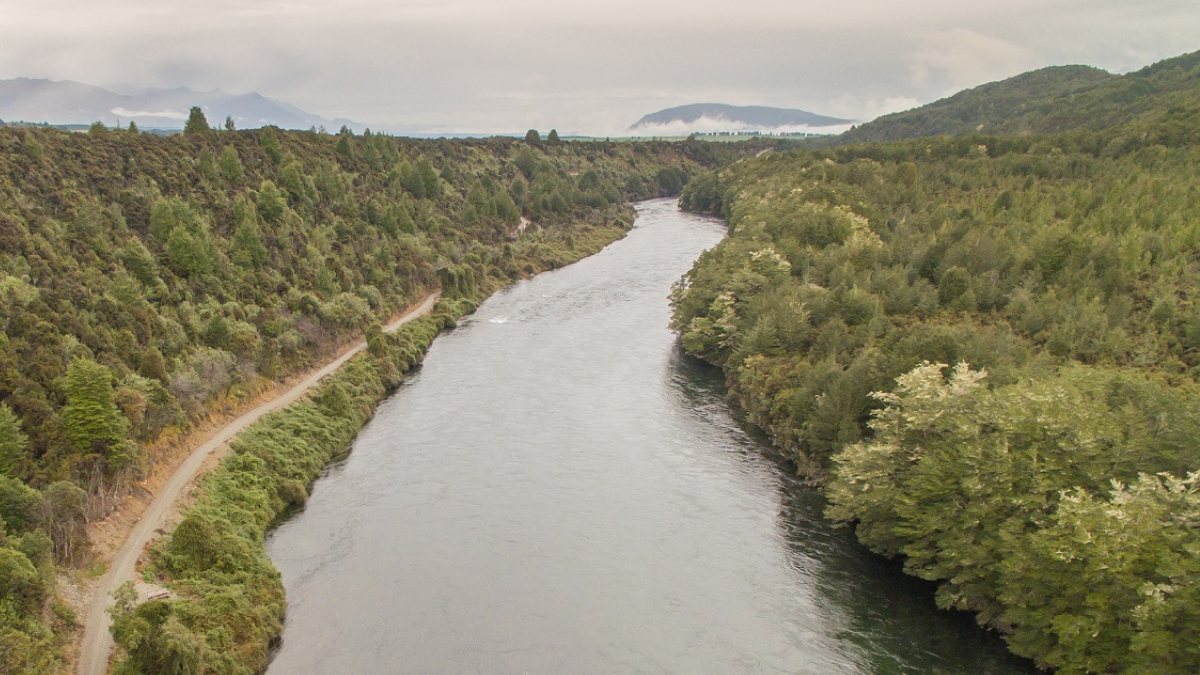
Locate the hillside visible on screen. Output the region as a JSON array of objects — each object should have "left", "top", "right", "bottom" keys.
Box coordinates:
[
  {"left": 0, "top": 78, "right": 358, "bottom": 130},
  {"left": 672, "top": 81, "right": 1200, "bottom": 674},
  {"left": 631, "top": 103, "right": 851, "bottom": 132},
  {"left": 818, "top": 49, "right": 1200, "bottom": 145},
  {"left": 0, "top": 120, "right": 771, "bottom": 673}
]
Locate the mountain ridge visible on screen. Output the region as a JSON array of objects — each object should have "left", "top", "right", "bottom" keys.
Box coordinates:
[
  {"left": 631, "top": 103, "right": 852, "bottom": 132},
  {"left": 813, "top": 49, "right": 1200, "bottom": 145},
  {"left": 0, "top": 77, "right": 362, "bottom": 131}
]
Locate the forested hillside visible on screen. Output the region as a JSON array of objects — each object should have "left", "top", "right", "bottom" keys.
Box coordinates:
[
  {"left": 819, "top": 49, "right": 1200, "bottom": 145},
  {"left": 0, "top": 120, "right": 758, "bottom": 672},
  {"left": 672, "top": 111, "right": 1200, "bottom": 672}
]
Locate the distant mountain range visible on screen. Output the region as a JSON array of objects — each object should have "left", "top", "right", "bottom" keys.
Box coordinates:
[
  {"left": 0, "top": 78, "right": 360, "bottom": 131},
  {"left": 630, "top": 103, "right": 852, "bottom": 134}
]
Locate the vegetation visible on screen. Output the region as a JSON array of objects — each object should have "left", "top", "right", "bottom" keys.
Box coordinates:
[
  {"left": 817, "top": 49, "right": 1200, "bottom": 146},
  {"left": 109, "top": 300, "right": 463, "bottom": 675},
  {"left": 672, "top": 70, "right": 1200, "bottom": 674},
  {"left": 0, "top": 122, "right": 765, "bottom": 671}
]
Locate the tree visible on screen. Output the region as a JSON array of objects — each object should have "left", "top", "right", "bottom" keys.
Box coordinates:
[
  {"left": 547, "top": 129, "right": 560, "bottom": 144},
  {"left": 335, "top": 132, "right": 354, "bottom": 161},
  {"left": 219, "top": 145, "right": 245, "bottom": 182},
  {"left": 255, "top": 180, "right": 286, "bottom": 222},
  {"left": 524, "top": 129, "right": 541, "bottom": 145},
  {"left": 231, "top": 217, "right": 268, "bottom": 270},
  {"left": 0, "top": 404, "right": 28, "bottom": 476},
  {"left": 61, "top": 357, "right": 132, "bottom": 470},
  {"left": 416, "top": 158, "right": 442, "bottom": 198},
  {"left": 183, "top": 106, "right": 210, "bottom": 134},
  {"left": 35, "top": 481, "right": 88, "bottom": 562},
  {"left": 224, "top": 115, "right": 236, "bottom": 131},
  {"left": 128, "top": 120, "right": 139, "bottom": 134}
]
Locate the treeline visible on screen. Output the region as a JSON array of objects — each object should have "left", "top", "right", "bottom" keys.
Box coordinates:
[
  {"left": 672, "top": 120, "right": 1200, "bottom": 673},
  {"left": 0, "top": 119, "right": 755, "bottom": 672}
]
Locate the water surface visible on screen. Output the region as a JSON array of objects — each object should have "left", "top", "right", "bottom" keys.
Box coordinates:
[{"left": 266, "top": 199, "right": 1033, "bottom": 675}]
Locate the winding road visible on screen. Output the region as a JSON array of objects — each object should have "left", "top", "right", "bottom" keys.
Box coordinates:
[{"left": 76, "top": 292, "right": 440, "bottom": 675}]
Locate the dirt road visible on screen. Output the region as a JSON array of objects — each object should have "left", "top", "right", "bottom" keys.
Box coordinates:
[{"left": 76, "top": 292, "right": 440, "bottom": 675}]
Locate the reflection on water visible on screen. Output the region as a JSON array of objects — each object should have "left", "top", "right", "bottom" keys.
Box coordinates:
[
  {"left": 671, "top": 354, "right": 1032, "bottom": 675},
  {"left": 266, "top": 199, "right": 1035, "bottom": 675}
]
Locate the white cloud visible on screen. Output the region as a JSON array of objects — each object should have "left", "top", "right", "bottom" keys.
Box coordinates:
[
  {"left": 823, "top": 95, "right": 923, "bottom": 123},
  {"left": 110, "top": 107, "right": 187, "bottom": 120},
  {"left": 909, "top": 28, "right": 1036, "bottom": 96},
  {"left": 0, "top": 0, "right": 1198, "bottom": 133}
]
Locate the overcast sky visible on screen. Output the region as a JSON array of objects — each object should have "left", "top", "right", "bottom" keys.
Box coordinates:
[{"left": 2, "top": 0, "right": 1199, "bottom": 134}]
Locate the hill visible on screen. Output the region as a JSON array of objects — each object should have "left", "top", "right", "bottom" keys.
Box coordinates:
[
  {"left": 630, "top": 103, "right": 851, "bottom": 133},
  {"left": 0, "top": 120, "right": 776, "bottom": 672},
  {"left": 0, "top": 78, "right": 360, "bottom": 130},
  {"left": 671, "top": 51, "right": 1200, "bottom": 674},
  {"left": 821, "top": 49, "right": 1200, "bottom": 145}
]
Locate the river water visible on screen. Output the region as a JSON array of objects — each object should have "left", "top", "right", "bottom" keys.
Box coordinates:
[{"left": 265, "top": 199, "right": 1034, "bottom": 675}]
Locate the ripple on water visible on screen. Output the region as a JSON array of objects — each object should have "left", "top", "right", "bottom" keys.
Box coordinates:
[{"left": 265, "top": 199, "right": 1035, "bottom": 675}]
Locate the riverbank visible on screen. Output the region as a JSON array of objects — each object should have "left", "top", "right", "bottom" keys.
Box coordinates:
[
  {"left": 73, "top": 293, "right": 441, "bottom": 675},
  {"left": 96, "top": 216, "right": 636, "bottom": 675},
  {"left": 263, "top": 198, "right": 1033, "bottom": 675}
]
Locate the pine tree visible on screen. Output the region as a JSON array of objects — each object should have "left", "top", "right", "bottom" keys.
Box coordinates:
[
  {"left": 61, "top": 358, "right": 131, "bottom": 470},
  {"left": 184, "top": 106, "right": 211, "bottom": 134}
]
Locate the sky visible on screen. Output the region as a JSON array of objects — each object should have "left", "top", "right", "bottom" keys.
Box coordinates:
[{"left": 2, "top": 0, "right": 1200, "bottom": 135}]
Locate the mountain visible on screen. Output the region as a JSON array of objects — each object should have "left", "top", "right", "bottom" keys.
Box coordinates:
[
  {"left": 630, "top": 103, "right": 852, "bottom": 133},
  {"left": 0, "top": 78, "right": 361, "bottom": 130},
  {"left": 821, "top": 49, "right": 1200, "bottom": 145}
]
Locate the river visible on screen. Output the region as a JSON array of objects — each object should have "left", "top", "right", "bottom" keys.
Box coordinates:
[{"left": 265, "top": 199, "right": 1034, "bottom": 675}]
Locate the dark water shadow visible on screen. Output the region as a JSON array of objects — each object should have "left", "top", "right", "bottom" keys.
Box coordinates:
[{"left": 666, "top": 344, "right": 1037, "bottom": 675}]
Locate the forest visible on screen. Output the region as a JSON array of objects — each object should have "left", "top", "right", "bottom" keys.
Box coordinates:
[
  {"left": 0, "top": 116, "right": 773, "bottom": 673},
  {"left": 672, "top": 94, "right": 1200, "bottom": 672}
]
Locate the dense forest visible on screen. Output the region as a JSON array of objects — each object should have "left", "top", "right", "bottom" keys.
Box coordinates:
[
  {"left": 672, "top": 68, "right": 1200, "bottom": 674},
  {"left": 0, "top": 116, "right": 778, "bottom": 672}
]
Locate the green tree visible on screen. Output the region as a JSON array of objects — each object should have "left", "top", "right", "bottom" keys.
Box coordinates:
[
  {"left": 231, "top": 217, "right": 268, "bottom": 269},
  {"left": 224, "top": 115, "right": 236, "bottom": 131},
  {"left": 524, "top": 129, "right": 541, "bottom": 145},
  {"left": 165, "top": 226, "right": 215, "bottom": 278},
  {"left": 255, "top": 180, "right": 286, "bottom": 222},
  {"left": 61, "top": 357, "right": 131, "bottom": 470},
  {"left": 183, "top": 106, "right": 210, "bottom": 134},
  {"left": 335, "top": 131, "right": 354, "bottom": 161},
  {"left": 258, "top": 126, "right": 283, "bottom": 164},
  {"left": 417, "top": 158, "right": 442, "bottom": 198},
  {"left": 218, "top": 145, "right": 244, "bottom": 183},
  {"left": 0, "top": 405, "right": 27, "bottom": 477},
  {"left": 547, "top": 129, "right": 560, "bottom": 144}
]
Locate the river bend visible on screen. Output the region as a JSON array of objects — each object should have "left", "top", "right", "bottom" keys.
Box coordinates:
[{"left": 266, "top": 199, "right": 1033, "bottom": 675}]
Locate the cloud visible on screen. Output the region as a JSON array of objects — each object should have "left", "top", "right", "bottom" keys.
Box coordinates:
[
  {"left": 110, "top": 107, "right": 187, "bottom": 120},
  {"left": 909, "top": 28, "right": 1035, "bottom": 96},
  {"left": 823, "top": 95, "right": 923, "bottom": 123},
  {"left": 0, "top": 0, "right": 1198, "bottom": 134}
]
